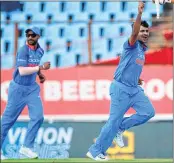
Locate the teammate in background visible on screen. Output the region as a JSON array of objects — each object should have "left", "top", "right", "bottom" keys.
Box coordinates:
[
  {"left": 86, "top": 2, "right": 155, "bottom": 161},
  {"left": 1, "top": 27, "right": 50, "bottom": 159}
]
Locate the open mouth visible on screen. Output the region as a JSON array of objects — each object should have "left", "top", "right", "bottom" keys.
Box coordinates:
[
  {"left": 142, "top": 36, "right": 148, "bottom": 42},
  {"left": 143, "top": 36, "right": 148, "bottom": 39},
  {"left": 28, "top": 40, "right": 34, "bottom": 44}
]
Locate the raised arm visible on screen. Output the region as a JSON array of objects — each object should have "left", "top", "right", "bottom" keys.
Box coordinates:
[{"left": 129, "top": 2, "right": 145, "bottom": 46}]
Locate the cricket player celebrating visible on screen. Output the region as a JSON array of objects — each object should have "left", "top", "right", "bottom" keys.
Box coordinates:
[
  {"left": 1, "top": 27, "right": 50, "bottom": 159},
  {"left": 87, "top": 2, "right": 155, "bottom": 161}
]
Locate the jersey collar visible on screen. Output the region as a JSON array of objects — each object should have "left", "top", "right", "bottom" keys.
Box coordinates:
[
  {"left": 138, "top": 41, "right": 148, "bottom": 51},
  {"left": 26, "top": 42, "right": 38, "bottom": 50}
]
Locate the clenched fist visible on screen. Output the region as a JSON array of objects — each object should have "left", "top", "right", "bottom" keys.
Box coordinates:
[
  {"left": 138, "top": 2, "right": 145, "bottom": 14},
  {"left": 38, "top": 73, "right": 46, "bottom": 83},
  {"left": 39, "top": 61, "right": 51, "bottom": 70}
]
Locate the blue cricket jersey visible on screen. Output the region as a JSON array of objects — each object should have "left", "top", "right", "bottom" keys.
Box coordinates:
[
  {"left": 13, "top": 43, "right": 44, "bottom": 86},
  {"left": 114, "top": 40, "right": 148, "bottom": 87}
]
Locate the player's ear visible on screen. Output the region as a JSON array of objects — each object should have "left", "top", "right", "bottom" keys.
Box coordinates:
[{"left": 37, "top": 35, "right": 40, "bottom": 39}]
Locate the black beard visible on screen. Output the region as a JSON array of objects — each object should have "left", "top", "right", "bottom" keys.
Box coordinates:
[{"left": 28, "top": 40, "right": 37, "bottom": 45}]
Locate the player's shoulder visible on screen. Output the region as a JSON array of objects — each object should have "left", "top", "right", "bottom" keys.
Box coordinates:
[
  {"left": 39, "top": 47, "right": 44, "bottom": 54},
  {"left": 123, "top": 39, "right": 138, "bottom": 49},
  {"left": 38, "top": 44, "right": 44, "bottom": 55},
  {"left": 16, "top": 44, "right": 29, "bottom": 58},
  {"left": 18, "top": 44, "right": 29, "bottom": 53}
]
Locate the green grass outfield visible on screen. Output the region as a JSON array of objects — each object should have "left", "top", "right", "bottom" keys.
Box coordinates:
[{"left": 1, "top": 158, "right": 173, "bottom": 163}]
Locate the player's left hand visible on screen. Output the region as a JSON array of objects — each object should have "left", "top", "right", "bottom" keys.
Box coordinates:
[
  {"left": 152, "top": 0, "right": 166, "bottom": 5},
  {"left": 138, "top": 78, "right": 144, "bottom": 85},
  {"left": 38, "top": 73, "right": 46, "bottom": 83}
]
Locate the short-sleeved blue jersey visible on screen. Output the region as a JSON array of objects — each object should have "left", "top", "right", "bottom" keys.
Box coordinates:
[
  {"left": 114, "top": 40, "right": 148, "bottom": 87},
  {"left": 13, "top": 44, "right": 44, "bottom": 86}
]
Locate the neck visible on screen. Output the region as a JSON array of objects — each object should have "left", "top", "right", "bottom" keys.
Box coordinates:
[
  {"left": 139, "top": 40, "right": 147, "bottom": 47},
  {"left": 26, "top": 42, "right": 38, "bottom": 50}
]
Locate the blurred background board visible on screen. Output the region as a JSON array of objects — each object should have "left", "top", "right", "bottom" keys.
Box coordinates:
[{"left": 1, "top": 121, "right": 173, "bottom": 159}]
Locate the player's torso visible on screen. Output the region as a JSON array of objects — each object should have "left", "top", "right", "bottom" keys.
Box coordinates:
[
  {"left": 14, "top": 45, "right": 43, "bottom": 86},
  {"left": 114, "top": 42, "right": 146, "bottom": 87},
  {"left": 27, "top": 48, "right": 43, "bottom": 67},
  {"left": 127, "top": 43, "right": 145, "bottom": 72}
]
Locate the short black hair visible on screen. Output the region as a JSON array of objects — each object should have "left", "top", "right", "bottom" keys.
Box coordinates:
[
  {"left": 141, "top": 20, "right": 149, "bottom": 28},
  {"left": 132, "top": 20, "right": 149, "bottom": 28}
]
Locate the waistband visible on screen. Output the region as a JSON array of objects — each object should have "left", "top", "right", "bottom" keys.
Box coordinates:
[
  {"left": 12, "top": 80, "right": 37, "bottom": 87},
  {"left": 113, "top": 79, "right": 139, "bottom": 95}
]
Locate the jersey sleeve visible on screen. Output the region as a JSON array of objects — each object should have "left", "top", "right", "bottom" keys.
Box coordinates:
[
  {"left": 38, "top": 48, "right": 44, "bottom": 65},
  {"left": 40, "top": 48, "right": 44, "bottom": 56},
  {"left": 16, "top": 47, "right": 28, "bottom": 67},
  {"left": 123, "top": 39, "right": 138, "bottom": 49}
]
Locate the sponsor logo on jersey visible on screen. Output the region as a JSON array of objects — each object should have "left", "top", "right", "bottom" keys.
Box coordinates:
[
  {"left": 136, "top": 59, "right": 145, "bottom": 66},
  {"left": 18, "top": 59, "right": 26, "bottom": 62},
  {"left": 28, "top": 59, "right": 40, "bottom": 63}
]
